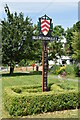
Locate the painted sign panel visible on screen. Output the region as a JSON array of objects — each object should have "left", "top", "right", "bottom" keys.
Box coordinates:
[
  {"left": 32, "top": 36, "right": 58, "bottom": 41},
  {"left": 38, "top": 14, "right": 53, "bottom": 37},
  {"left": 41, "top": 19, "right": 50, "bottom": 36}
]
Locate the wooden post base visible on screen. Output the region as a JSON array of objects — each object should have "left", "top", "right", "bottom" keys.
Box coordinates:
[{"left": 42, "top": 41, "right": 48, "bottom": 92}]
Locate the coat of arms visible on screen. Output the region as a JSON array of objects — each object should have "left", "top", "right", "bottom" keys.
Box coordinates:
[
  {"left": 41, "top": 19, "right": 50, "bottom": 36},
  {"left": 38, "top": 14, "right": 53, "bottom": 37}
]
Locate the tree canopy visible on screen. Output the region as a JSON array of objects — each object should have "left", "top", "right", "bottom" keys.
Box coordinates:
[
  {"left": 48, "top": 25, "right": 65, "bottom": 62},
  {"left": 65, "top": 24, "right": 77, "bottom": 56},
  {"left": 71, "top": 21, "right": 80, "bottom": 61},
  {"left": 1, "top": 4, "right": 33, "bottom": 74}
]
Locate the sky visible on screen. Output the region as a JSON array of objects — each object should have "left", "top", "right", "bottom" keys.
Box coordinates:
[{"left": 0, "top": 0, "right": 79, "bottom": 30}]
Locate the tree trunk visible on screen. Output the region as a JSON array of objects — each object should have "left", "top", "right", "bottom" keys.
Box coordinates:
[{"left": 10, "top": 66, "right": 14, "bottom": 75}]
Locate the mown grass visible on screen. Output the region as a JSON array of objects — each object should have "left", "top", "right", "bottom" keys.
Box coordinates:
[
  {"left": 2, "top": 72, "right": 78, "bottom": 90},
  {"left": 2, "top": 71, "right": 42, "bottom": 89},
  {"left": 1, "top": 71, "right": 79, "bottom": 118}
]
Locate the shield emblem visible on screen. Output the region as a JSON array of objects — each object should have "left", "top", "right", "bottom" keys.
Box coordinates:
[{"left": 41, "top": 19, "right": 50, "bottom": 36}]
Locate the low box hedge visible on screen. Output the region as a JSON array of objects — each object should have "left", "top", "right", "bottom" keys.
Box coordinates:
[{"left": 4, "top": 85, "right": 79, "bottom": 116}]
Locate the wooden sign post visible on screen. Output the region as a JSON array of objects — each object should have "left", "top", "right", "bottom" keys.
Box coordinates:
[
  {"left": 33, "top": 14, "right": 57, "bottom": 92},
  {"left": 42, "top": 41, "right": 48, "bottom": 91}
]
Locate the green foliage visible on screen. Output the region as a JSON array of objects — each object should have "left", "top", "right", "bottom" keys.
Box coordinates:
[
  {"left": 0, "top": 25, "right": 2, "bottom": 65},
  {"left": 50, "top": 84, "right": 63, "bottom": 92},
  {"left": 18, "top": 59, "right": 27, "bottom": 66},
  {"left": 48, "top": 26, "right": 65, "bottom": 61},
  {"left": 65, "top": 24, "right": 77, "bottom": 56},
  {"left": 57, "top": 81, "right": 78, "bottom": 91},
  {"left": 27, "top": 60, "right": 35, "bottom": 66},
  {"left": 57, "top": 66, "right": 66, "bottom": 75},
  {"left": 73, "top": 64, "right": 79, "bottom": 75},
  {"left": 72, "top": 31, "right": 80, "bottom": 61},
  {"left": 11, "top": 88, "right": 22, "bottom": 93},
  {"left": 32, "top": 40, "right": 42, "bottom": 61},
  {"left": 12, "top": 85, "right": 42, "bottom": 93},
  {"left": 19, "top": 60, "right": 36, "bottom": 66},
  {"left": 56, "top": 65, "right": 75, "bottom": 75},
  {"left": 52, "top": 25, "right": 65, "bottom": 39},
  {"left": 1, "top": 4, "right": 33, "bottom": 74},
  {"left": 65, "top": 65, "right": 74, "bottom": 75},
  {"left": 50, "top": 64, "right": 60, "bottom": 74},
  {"left": 76, "top": 21, "right": 80, "bottom": 31},
  {"left": 65, "top": 21, "right": 80, "bottom": 76},
  {"left": 65, "top": 28, "right": 74, "bottom": 55},
  {"left": 51, "top": 65, "right": 77, "bottom": 75},
  {"left": 4, "top": 85, "right": 79, "bottom": 116},
  {"left": 32, "top": 24, "right": 42, "bottom": 61},
  {"left": 65, "top": 21, "right": 80, "bottom": 62}
]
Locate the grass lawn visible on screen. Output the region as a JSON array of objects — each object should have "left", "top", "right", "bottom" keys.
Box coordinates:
[
  {"left": 65, "top": 74, "right": 79, "bottom": 80},
  {"left": 24, "top": 109, "right": 78, "bottom": 118},
  {"left": 1, "top": 71, "right": 79, "bottom": 118}
]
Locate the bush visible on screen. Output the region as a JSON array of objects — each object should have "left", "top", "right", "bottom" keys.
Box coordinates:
[
  {"left": 56, "top": 65, "right": 77, "bottom": 75},
  {"left": 4, "top": 85, "right": 79, "bottom": 116},
  {"left": 50, "top": 64, "right": 60, "bottom": 74},
  {"left": 12, "top": 88, "right": 22, "bottom": 93},
  {"left": 57, "top": 66, "right": 66, "bottom": 75},
  {"left": 65, "top": 65, "right": 74, "bottom": 75},
  {"left": 50, "top": 84, "right": 63, "bottom": 92},
  {"left": 51, "top": 64, "right": 78, "bottom": 75},
  {"left": 73, "top": 64, "right": 79, "bottom": 75}
]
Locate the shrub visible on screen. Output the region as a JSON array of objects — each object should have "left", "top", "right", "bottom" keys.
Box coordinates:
[
  {"left": 50, "top": 84, "right": 63, "bottom": 92},
  {"left": 56, "top": 65, "right": 77, "bottom": 75},
  {"left": 73, "top": 64, "right": 79, "bottom": 75},
  {"left": 57, "top": 66, "right": 66, "bottom": 75},
  {"left": 50, "top": 64, "right": 60, "bottom": 74},
  {"left": 51, "top": 64, "right": 78, "bottom": 75},
  {"left": 4, "top": 85, "right": 79, "bottom": 116},
  {"left": 65, "top": 65, "right": 74, "bottom": 75},
  {"left": 12, "top": 88, "right": 22, "bottom": 93}
]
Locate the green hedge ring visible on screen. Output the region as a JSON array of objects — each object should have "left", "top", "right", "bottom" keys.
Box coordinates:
[{"left": 4, "top": 85, "right": 79, "bottom": 116}]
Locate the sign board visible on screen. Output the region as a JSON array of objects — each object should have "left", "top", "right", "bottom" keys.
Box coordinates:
[
  {"left": 32, "top": 14, "right": 57, "bottom": 92},
  {"left": 32, "top": 36, "right": 58, "bottom": 41},
  {"left": 38, "top": 14, "right": 53, "bottom": 37},
  {"left": 41, "top": 19, "right": 50, "bottom": 36}
]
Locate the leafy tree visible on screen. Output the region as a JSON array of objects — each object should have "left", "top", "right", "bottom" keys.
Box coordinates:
[
  {"left": 72, "top": 31, "right": 80, "bottom": 61},
  {"left": 71, "top": 21, "right": 80, "bottom": 76},
  {"left": 65, "top": 28, "right": 73, "bottom": 55},
  {"left": 65, "top": 24, "right": 77, "bottom": 56},
  {"left": 48, "top": 25, "right": 65, "bottom": 62},
  {"left": 52, "top": 25, "right": 65, "bottom": 39},
  {"left": 0, "top": 25, "right": 2, "bottom": 66},
  {"left": 32, "top": 24, "right": 42, "bottom": 63},
  {"left": 1, "top": 4, "right": 33, "bottom": 75},
  {"left": 72, "top": 21, "right": 80, "bottom": 61}
]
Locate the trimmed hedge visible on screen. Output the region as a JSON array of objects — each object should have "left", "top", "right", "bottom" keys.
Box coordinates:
[
  {"left": 4, "top": 85, "right": 79, "bottom": 116},
  {"left": 50, "top": 84, "right": 64, "bottom": 92},
  {"left": 11, "top": 85, "right": 42, "bottom": 93}
]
